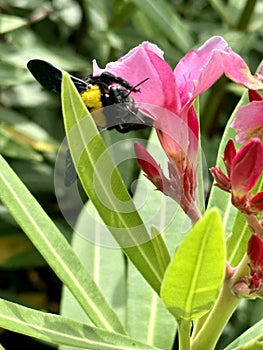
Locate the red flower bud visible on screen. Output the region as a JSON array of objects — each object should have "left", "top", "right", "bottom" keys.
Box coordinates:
[
  {"left": 134, "top": 143, "right": 166, "bottom": 192},
  {"left": 210, "top": 166, "right": 231, "bottom": 192},
  {"left": 231, "top": 138, "right": 263, "bottom": 203},
  {"left": 247, "top": 234, "right": 263, "bottom": 279},
  {"left": 223, "top": 139, "right": 236, "bottom": 176}
]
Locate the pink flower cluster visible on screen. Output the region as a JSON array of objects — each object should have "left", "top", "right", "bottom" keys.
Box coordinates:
[
  {"left": 95, "top": 36, "right": 263, "bottom": 296},
  {"left": 95, "top": 36, "right": 263, "bottom": 222},
  {"left": 232, "top": 234, "right": 263, "bottom": 298},
  {"left": 210, "top": 138, "right": 263, "bottom": 214}
]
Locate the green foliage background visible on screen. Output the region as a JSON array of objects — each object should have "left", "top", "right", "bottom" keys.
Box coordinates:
[{"left": 0, "top": 0, "right": 263, "bottom": 349}]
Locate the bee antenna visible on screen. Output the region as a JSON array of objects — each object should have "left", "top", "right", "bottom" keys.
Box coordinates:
[
  {"left": 128, "top": 77, "right": 149, "bottom": 95},
  {"left": 133, "top": 77, "right": 149, "bottom": 90}
]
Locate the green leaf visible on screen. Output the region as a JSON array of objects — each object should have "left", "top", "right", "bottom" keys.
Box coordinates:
[
  {"left": 126, "top": 261, "right": 177, "bottom": 349},
  {"left": 61, "top": 72, "right": 166, "bottom": 293},
  {"left": 0, "top": 127, "right": 43, "bottom": 161},
  {"left": 123, "top": 131, "right": 189, "bottom": 349},
  {"left": 0, "top": 298, "right": 160, "bottom": 350},
  {"left": 0, "top": 106, "right": 59, "bottom": 152},
  {"left": 208, "top": 0, "right": 234, "bottom": 26},
  {"left": 0, "top": 155, "right": 125, "bottom": 333},
  {"left": 194, "top": 97, "right": 206, "bottom": 214},
  {"left": 226, "top": 212, "right": 250, "bottom": 266},
  {"left": 0, "top": 15, "right": 27, "bottom": 34},
  {"left": 150, "top": 227, "right": 171, "bottom": 276},
  {"left": 131, "top": 0, "right": 193, "bottom": 52},
  {"left": 223, "top": 318, "right": 263, "bottom": 350},
  {"left": 161, "top": 209, "right": 226, "bottom": 321},
  {"left": 60, "top": 202, "right": 176, "bottom": 350},
  {"left": 60, "top": 200, "right": 127, "bottom": 328}
]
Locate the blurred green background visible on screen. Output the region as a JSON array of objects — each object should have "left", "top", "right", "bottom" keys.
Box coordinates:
[{"left": 0, "top": 0, "right": 263, "bottom": 349}]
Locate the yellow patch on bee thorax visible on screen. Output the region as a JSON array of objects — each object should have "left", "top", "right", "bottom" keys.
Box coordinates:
[
  {"left": 80, "top": 85, "right": 103, "bottom": 111},
  {"left": 80, "top": 85, "right": 106, "bottom": 128}
]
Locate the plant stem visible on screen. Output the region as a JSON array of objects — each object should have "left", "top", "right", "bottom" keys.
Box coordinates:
[
  {"left": 236, "top": 0, "right": 258, "bottom": 30},
  {"left": 191, "top": 256, "right": 249, "bottom": 350},
  {"left": 244, "top": 214, "right": 263, "bottom": 239},
  {"left": 191, "top": 282, "right": 239, "bottom": 350},
  {"left": 178, "top": 319, "right": 191, "bottom": 350}
]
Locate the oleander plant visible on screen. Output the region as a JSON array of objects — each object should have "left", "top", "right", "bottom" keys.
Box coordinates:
[{"left": 0, "top": 1, "right": 263, "bottom": 350}]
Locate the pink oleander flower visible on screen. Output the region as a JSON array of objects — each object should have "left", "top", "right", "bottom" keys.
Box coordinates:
[
  {"left": 210, "top": 139, "right": 263, "bottom": 213},
  {"left": 93, "top": 36, "right": 263, "bottom": 222},
  {"left": 231, "top": 90, "right": 263, "bottom": 145}
]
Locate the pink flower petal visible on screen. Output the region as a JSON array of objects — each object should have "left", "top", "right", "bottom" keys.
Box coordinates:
[
  {"left": 174, "top": 36, "right": 227, "bottom": 108},
  {"left": 222, "top": 50, "right": 263, "bottom": 90},
  {"left": 149, "top": 107, "right": 199, "bottom": 173},
  {"left": 93, "top": 42, "right": 180, "bottom": 113},
  {"left": 231, "top": 100, "right": 263, "bottom": 144},
  {"left": 174, "top": 36, "right": 263, "bottom": 110}
]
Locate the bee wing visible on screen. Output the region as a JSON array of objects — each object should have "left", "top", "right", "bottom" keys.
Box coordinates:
[
  {"left": 27, "top": 59, "right": 87, "bottom": 93},
  {"left": 64, "top": 149, "right": 78, "bottom": 187}
]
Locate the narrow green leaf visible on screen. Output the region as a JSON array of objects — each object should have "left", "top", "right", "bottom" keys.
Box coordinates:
[
  {"left": 150, "top": 227, "right": 171, "bottom": 276},
  {"left": 227, "top": 212, "right": 250, "bottom": 266},
  {"left": 0, "top": 344, "right": 5, "bottom": 350},
  {"left": 0, "top": 298, "right": 160, "bottom": 350},
  {"left": 0, "top": 155, "right": 125, "bottom": 333},
  {"left": 208, "top": 0, "right": 234, "bottom": 26},
  {"left": 60, "top": 202, "right": 176, "bottom": 350},
  {"left": 61, "top": 72, "right": 166, "bottom": 293},
  {"left": 124, "top": 131, "right": 185, "bottom": 349},
  {"left": 131, "top": 0, "right": 193, "bottom": 52},
  {"left": 161, "top": 209, "right": 226, "bottom": 321},
  {"left": 223, "top": 318, "right": 263, "bottom": 350},
  {"left": 127, "top": 262, "right": 177, "bottom": 349},
  {"left": 60, "top": 201, "right": 126, "bottom": 328},
  {"left": 0, "top": 127, "right": 43, "bottom": 161},
  {"left": 194, "top": 97, "right": 206, "bottom": 214},
  {"left": 0, "top": 15, "right": 27, "bottom": 34}
]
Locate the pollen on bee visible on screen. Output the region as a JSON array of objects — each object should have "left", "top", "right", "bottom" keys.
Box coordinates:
[
  {"left": 80, "top": 85, "right": 103, "bottom": 111},
  {"left": 80, "top": 84, "right": 106, "bottom": 128}
]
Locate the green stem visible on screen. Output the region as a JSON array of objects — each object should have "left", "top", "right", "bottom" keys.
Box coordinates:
[
  {"left": 236, "top": 0, "right": 258, "bottom": 30},
  {"left": 244, "top": 214, "right": 263, "bottom": 239},
  {"left": 178, "top": 319, "right": 191, "bottom": 350},
  {"left": 209, "top": 0, "right": 233, "bottom": 27},
  {"left": 191, "top": 256, "right": 249, "bottom": 350},
  {"left": 191, "top": 282, "right": 239, "bottom": 350}
]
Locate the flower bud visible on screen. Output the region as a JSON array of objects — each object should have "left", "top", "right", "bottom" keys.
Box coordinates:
[{"left": 231, "top": 138, "right": 263, "bottom": 206}]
